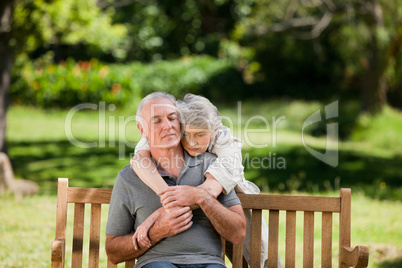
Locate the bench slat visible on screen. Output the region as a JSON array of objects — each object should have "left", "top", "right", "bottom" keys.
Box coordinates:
[
  {"left": 89, "top": 204, "right": 101, "bottom": 268},
  {"left": 322, "top": 212, "right": 333, "bottom": 268},
  {"left": 339, "top": 188, "right": 351, "bottom": 268},
  {"left": 221, "top": 237, "right": 226, "bottom": 262},
  {"left": 238, "top": 194, "right": 340, "bottom": 212},
  {"left": 303, "top": 211, "right": 314, "bottom": 267},
  {"left": 232, "top": 242, "right": 243, "bottom": 268},
  {"left": 125, "top": 260, "right": 136, "bottom": 267},
  {"left": 285, "top": 211, "right": 296, "bottom": 268},
  {"left": 68, "top": 188, "right": 112, "bottom": 204},
  {"left": 72, "top": 203, "right": 85, "bottom": 268},
  {"left": 251, "top": 209, "right": 262, "bottom": 268},
  {"left": 107, "top": 260, "right": 117, "bottom": 268},
  {"left": 267, "top": 210, "right": 279, "bottom": 268},
  {"left": 56, "top": 179, "right": 68, "bottom": 239}
]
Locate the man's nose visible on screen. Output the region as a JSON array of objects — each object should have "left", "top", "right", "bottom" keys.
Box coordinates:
[{"left": 161, "top": 118, "right": 173, "bottom": 130}]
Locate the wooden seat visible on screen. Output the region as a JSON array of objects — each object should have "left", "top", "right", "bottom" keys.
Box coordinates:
[{"left": 51, "top": 178, "right": 369, "bottom": 267}]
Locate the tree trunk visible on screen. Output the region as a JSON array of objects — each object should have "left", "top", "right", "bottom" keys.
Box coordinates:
[
  {"left": 0, "top": 0, "right": 15, "bottom": 153},
  {"left": 361, "top": 0, "right": 387, "bottom": 114}
]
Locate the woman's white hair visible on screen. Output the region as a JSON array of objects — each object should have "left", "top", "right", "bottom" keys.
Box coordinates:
[
  {"left": 136, "top": 92, "right": 177, "bottom": 127},
  {"left": 177, "top": 93, "right": 222, "bottom": 132}
]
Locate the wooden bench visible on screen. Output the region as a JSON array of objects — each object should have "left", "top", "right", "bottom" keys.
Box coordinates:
[{"left": 51, "top": 178, "right": 369, "bottom": 267}]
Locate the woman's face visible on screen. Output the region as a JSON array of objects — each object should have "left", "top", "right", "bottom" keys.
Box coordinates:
[{"left": 181, "top": 126, "right": 214, "bottom": 156}]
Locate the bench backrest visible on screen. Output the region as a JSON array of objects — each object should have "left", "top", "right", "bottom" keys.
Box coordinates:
[
  {"left": 51, "top": 178, "right": 127, "bottom": 268},
  {"left": 233, "top": 190, "right": 350, "bottom": 268},
  {"left": 51, "top": 178, "right": 368, "bottom": 268}
]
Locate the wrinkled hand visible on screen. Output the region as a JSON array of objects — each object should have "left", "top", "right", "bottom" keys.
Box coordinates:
[
  {"left": 158, "top": 186, "right": 201, "bottom": 209},
  {"left": 132, "top": 224, "right": 152, "bottom": 250},
  {"left": 153, "top": 206, "right": 193, "bottom": 239}
]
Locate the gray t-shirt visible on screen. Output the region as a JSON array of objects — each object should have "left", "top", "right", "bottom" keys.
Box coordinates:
[{"left": 106, "top": 150, "right": 241, "bottom": 268}]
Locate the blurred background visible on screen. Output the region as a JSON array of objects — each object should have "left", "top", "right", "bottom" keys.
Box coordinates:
[{"left": 0, "top": 0, "right": 401, "bottom": 267}]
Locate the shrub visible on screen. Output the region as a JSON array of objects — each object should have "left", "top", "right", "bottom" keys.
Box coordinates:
[{"left": 11, "top": 56, "right": 234, "bottom": 108}]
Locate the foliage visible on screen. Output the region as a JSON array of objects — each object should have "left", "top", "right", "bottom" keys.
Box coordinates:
[
  {"left": 231, "top": 0, "right": 402, "bottom": 110},
  {"left": 10, "top": 55, "right": 234, "bottom": 108},
  {"left": 8, "top": 0, "right": 402, "bottom": 111},
  {"left": 103, "top": 0, "right": 238, "bottom": 61},
  {"left": 11, "top": 0, "right": 128, "bottom": 60}
]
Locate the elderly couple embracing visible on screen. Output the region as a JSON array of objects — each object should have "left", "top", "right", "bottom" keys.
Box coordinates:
[{"left": 105, "top": 92, "right": 282, "bottom": 268}]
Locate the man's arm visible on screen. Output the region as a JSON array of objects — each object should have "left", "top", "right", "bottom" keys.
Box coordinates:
[
  {"left": 159, "top": 186, "right": 246, "bottom": 244},
  {"left": 197, "top": 189, "right": 246, "bottom": 244},
  {"left": 106, "top": 234, "right": 148, "bottom": 264},
  {"left": 106, "top": 206, "right": 193, "bottom": 264}
]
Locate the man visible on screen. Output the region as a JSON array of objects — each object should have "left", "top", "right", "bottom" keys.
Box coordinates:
[{"left": 105, "top": 92, "right": 246, "bottom": 268}]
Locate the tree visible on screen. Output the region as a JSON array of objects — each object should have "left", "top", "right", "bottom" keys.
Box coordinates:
[
  {"left": 0, "top": 0, "right": 14, "bottom": 153},
  {"left": 98, "top": 0, "right": 238, "bottom": 61},
  {"left": 0, "top": 0, "right": 127, "bottom": 153},
  {"left": 235, "top": 0, "right": 402, "bottom": 113}
]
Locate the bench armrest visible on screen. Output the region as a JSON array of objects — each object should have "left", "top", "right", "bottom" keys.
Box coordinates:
[
  {"left": 51, "top": 238, "right": 65, "bottom": 265},
  {"left": 340, "top": 245, "right": 369, "bottom": 268}
]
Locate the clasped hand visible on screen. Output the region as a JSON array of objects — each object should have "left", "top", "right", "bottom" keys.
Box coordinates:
[
  {"left": 132, "top": 206, "right": 193, "bottom": 250},
  {"left": 158, "top": 185, "right": 202, "bottom": 209}
]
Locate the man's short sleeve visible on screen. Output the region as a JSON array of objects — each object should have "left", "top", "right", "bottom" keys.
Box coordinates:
[
  {"left": 106, "top": 171, "right": 135, "bottom": 236},
  {"left": 217, "top": 189, "right": 241, "bottom": 207}
]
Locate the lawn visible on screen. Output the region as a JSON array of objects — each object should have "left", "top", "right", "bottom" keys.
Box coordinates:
[{"left": 2, "top": 99, "right": 402, "bottom": 267}]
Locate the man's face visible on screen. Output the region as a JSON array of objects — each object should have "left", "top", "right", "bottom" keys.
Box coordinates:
[{"left": 138, "top": 98, "right": 181, "bottom": 150}]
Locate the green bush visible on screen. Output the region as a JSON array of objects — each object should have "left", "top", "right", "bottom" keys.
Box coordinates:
[{"left": 11, "top": 56, "right": 234, "bottom": 108}]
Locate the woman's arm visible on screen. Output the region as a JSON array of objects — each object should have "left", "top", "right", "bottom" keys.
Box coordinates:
[
  {"left": 199, "top": 173, "right": 223, "bottom": 198},
  {"left": 106, "top": 206, "right": 193, "bottom": 264},
  {"left": 132, "top": 207, "right": 164, "bottom": 250},
  {"left": 160, "top": 175, "right": 222, "bottom": 210},
  {"left": 159, "top": 186, "right": 246, "bottom": 244},
  {"left": 206, "top": 127, "right": 245, "bottom": 194},
  {"left": 130, "top": 150, "right": 169, "bottom": 194}
]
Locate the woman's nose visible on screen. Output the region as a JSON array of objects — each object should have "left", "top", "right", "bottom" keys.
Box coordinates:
[
  {"left": 187, "top": 136, "right": 196, "bottom": 146},
  {"left": 188, "top": 139, "right": 197, "bottom": 146}
]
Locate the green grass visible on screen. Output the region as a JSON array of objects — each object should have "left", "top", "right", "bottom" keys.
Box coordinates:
[
  {"left": 3, "top": 99, "right": 402, "bottom": 267},
  {"left": 7, "top": 100, "right": 402, "bottom": 198}
]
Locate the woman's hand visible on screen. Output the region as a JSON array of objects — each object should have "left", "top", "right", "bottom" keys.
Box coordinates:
[
  {"left": 131, "top": 207, "right": 165, "bottom": 250},
  {"left": 132, "top": 223, "right": 152, "bottom": 250},
  {"left": 159, "top": 186, "right": 203, "bottom": 209}
]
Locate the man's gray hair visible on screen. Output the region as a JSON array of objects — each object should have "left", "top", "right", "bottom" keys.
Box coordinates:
[
  {"left": 177, "top": 93, "right": 222, "bottom": 132},
  {"left": 136, "top": 92, "right": 177, "bottom": 127}
]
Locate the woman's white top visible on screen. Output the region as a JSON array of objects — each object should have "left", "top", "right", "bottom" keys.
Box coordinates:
[{"left": 134, "top": 126, "right": 260, "bottom": 195}]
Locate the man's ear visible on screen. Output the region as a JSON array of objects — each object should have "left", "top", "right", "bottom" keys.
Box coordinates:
[{"left": 137, "top": 123, "right": 147, "bottom": 138}]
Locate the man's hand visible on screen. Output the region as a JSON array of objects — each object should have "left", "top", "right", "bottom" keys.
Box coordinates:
[
  {"left": 106, "top": 206, "right": 193, "bottom": 264},
  {"left": 150, "top": 206, "right": 193, "bottom": 240},
  {"left": 158, "top": 186, "right": 202, "bottom": 209}
]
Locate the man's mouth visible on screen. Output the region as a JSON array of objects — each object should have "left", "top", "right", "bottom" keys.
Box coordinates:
[{"left": 163, "top": 133, "right": 176, "bottom": 139}]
